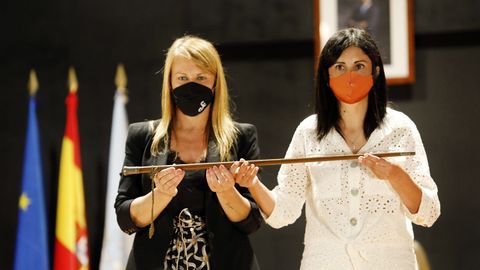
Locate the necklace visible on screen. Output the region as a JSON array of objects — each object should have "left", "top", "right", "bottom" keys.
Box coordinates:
[{"left": 343, "top": 132, "right": 365, "bottom": 153}]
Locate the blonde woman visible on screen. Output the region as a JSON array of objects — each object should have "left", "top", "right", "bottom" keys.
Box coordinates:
[{"left": 115, "top": 36, "right": 262, "bottom": 270}]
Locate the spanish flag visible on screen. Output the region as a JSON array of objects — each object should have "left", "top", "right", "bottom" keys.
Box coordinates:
[{"left": 54, "top": 67, "right": 89, "bottom": 270}]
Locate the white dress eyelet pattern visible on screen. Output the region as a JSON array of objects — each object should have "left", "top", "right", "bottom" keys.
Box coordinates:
[{"left": 265, "top": 108, "right": 440, "bottom": 270}]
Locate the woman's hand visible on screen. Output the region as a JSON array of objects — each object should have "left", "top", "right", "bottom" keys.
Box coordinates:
[
  {"left": 153, "top": 167, "right": 185, "bottom": 197},
  {"left": 359, "top": 153, "right": 422, "bottom": 214},
  {"left": 207, "top": 165, "right": 254, "bottom": 222},
  {"left": 358, "top": 153, "right": 401, "bottom": 181},
  {"left": 206, "top": 165, "right": 237, "bottom": 193},
  {"left": 130, "top": 167, "right": 184, "bottom": 227},
  {"left": 231, "top": 160, "right": 259, "bottom": 188}
]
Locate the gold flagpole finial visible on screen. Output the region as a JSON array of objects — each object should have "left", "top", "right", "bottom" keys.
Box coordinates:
[
  {"left": 28, "top": 69, "right": 39, "bottom": 96},
  {"left": 115, "top": 63, "right": 128, "bottom": 99},
  {"left": 68, "top": 66, "right": 78, "bottom": 93}
]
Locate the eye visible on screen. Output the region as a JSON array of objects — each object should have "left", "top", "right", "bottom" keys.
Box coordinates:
[
  {"left": 334, "top": 64, "right": 345, "bottom": 71},
  {"left": 355, "top": 63, "right": 366, "bottom": 70},
  {"left": 197, "top": 75, "right": 207, "bottom": 81},
  {"left": 177, "top": 75, "right": 188, "bottom": 81}
]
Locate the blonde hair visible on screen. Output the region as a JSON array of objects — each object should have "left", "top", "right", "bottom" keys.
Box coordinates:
[{"left": 150, "top": 35, "right": 238, "bottom": 161}]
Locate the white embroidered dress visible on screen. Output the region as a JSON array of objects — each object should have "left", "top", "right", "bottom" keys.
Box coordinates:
[{"left": 265, "top": 108, "right": 440, "bottom": 270}]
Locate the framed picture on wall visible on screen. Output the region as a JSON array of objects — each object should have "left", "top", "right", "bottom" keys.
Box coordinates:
[{"left": 314, "top": 0, "right": 415, "bottom": 84}]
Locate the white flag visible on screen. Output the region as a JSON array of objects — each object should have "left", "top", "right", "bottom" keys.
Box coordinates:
[{"left": 100, "top": 91, "right": 133, "bottom": 270}]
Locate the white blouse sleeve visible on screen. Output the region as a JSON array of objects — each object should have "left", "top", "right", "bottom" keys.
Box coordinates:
[
  {"left": 402, "top": 122, "right": 441, "bottom": 227},
  {"left": 265, "top": 124, "right": 310, "bottom": 228}
]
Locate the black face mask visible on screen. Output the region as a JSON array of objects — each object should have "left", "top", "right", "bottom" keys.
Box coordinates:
[{"left": 172, "top": 82, "right": 214, "bottom": 116}]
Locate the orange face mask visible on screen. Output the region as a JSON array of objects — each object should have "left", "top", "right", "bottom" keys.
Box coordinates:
[{"left": 329, "top": 72, "right": 373, "bottom": 104}]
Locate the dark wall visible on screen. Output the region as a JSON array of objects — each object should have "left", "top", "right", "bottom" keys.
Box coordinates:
[
  {"left": 1, "top": 0, "right": 479, "bottom": 269},
  {"left": 391, "top": 44, "right": 480, "bottom": 269}
]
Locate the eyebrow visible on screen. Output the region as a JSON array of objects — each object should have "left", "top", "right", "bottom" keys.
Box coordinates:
[
  {"left": 334, "top": 59, "right": 368, "bottom": 64},
  {"left": 174, "top": 72, "right": 208, "bottom": 76}
]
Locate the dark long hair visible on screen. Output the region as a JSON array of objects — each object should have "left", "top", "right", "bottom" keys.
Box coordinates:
[{"left": 315, "top": 28, "right": 387, "bottom": 141}]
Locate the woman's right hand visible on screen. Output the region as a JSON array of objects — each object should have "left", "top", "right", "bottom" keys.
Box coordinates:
[
  {"left": 153, "top": 167, "right": 185, "bottom": 197},
  {"left": 130, "top": 167, "right": 185, "bottom": 227},
  {"left": 231, "top": 159, "right": 259, "bottom": 188}
]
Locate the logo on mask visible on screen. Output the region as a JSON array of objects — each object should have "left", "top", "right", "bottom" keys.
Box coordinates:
[{"left": 198, "top": 101, "right": 207, "bottom": 112}]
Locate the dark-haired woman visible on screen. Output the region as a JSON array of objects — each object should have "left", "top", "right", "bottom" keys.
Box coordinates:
[{"left": 236, "top": 28, "right": 440, "bottom": 269}]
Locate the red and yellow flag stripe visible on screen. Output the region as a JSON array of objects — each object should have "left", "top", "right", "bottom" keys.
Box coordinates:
[{"left": 54, "top": 92, "right": 89, "bottom": 270}]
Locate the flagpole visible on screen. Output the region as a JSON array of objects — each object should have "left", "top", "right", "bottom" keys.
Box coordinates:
[
  {"left": 115, "top": 63, "right": 129, "bottom": 102},
  {"left": 28, "top": 69, "right": 39, "bottom": 96},
  {"left": 68, "top": 66, "right": 78, "bottom": 93}
]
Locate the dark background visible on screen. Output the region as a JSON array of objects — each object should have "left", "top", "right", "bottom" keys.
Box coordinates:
[{"left": 1, "top": 0, "right": 480, "bottom": 269}]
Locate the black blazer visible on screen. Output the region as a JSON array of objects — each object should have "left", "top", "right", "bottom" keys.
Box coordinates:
[{"left": 115, "top": 120, "right": 263, "bottom": 270}]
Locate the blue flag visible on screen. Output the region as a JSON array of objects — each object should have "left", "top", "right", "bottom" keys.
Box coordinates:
[{"left": 14, "top": 96, "right": 49, "bottom": 270}]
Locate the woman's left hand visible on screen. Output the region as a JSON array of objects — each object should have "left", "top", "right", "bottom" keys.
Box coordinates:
[
  {"left": 206, "top": 165, "right": 236, "bottom": 193},
  {"left": 359, "top": 153, "right": 422, "bottom": 214},
  {"left": 358, "top": 153, "right": 399, "bottom": 181}
]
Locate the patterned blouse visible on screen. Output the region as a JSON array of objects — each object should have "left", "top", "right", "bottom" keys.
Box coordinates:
[
  {"left": 163, "top": 151, "right": 211, "bottom": 270},
  {"left": 265, "top": 108, "right": 440, "bottom": 270}
]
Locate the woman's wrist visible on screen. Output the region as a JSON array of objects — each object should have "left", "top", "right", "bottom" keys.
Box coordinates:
[
  {"left": 387, "top": 164, "right": 409, "bottom": 185},
  {"left": 215, "top": 186, "right": 237, "bottom": 196},
  {"left": 154, "top": 187, "right": 177, "bottom": 199},
  {"left": 248, "top": 178, "right": 262, "bottom": 193}
]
